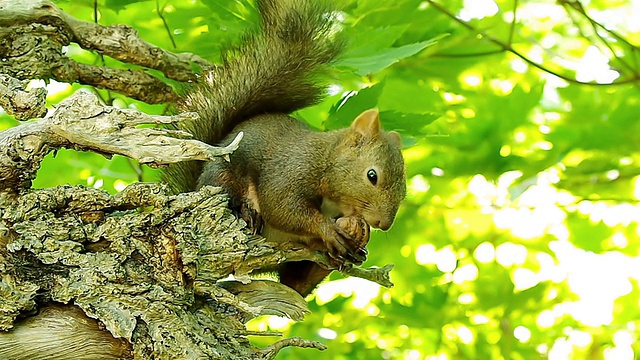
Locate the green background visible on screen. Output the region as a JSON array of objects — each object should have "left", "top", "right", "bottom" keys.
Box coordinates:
[{"left": 2, "top": 0, "right": 639, "bottom": 359}]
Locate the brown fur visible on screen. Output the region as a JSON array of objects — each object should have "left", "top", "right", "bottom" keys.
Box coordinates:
[
  {"left": 162, "top": 0, "right": 406, "bottom": 295},
  {"left": 162, "top": 0, "right": 344, "bottom": 194},
  {"left": 199, "top": 110, "right": 405, "bottom": 295}
]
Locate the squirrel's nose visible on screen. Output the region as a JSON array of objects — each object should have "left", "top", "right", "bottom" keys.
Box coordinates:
[
  {"left": 378, "top": 220, "right": 391, "bottom": 231},
  {"left": 370, "top": 219, "right": 391, "bottom": 231},
  {"left": 365, "top": 214, "right": 394, "bottom": 231}
]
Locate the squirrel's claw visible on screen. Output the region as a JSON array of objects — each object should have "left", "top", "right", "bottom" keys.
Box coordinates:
[{"left": 321, "top": 216, "right": 370, "bottom": 264}]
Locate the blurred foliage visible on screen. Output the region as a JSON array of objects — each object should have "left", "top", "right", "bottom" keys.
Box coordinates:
[{"left": 2, "top": 0, "right": 640, "bottom": 359}]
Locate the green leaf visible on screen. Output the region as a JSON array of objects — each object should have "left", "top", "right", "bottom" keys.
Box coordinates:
[
  {"left": 104, "top": 0, "right": 145, "bottom": 12},
  {"left": 379, "top": 110, "right": 440, "bottom": 134},
  {"left": 566, "top": 214, "right": 612, "bottom": 253},
  {"left": 325, "top": 82, "right": 386, "bottom": 129},
  {"left": 344, "top": 25, "right": 413, "bottom": 55},
  {"left": 338, "top": 36, "right": 443, "bottom": 75}
]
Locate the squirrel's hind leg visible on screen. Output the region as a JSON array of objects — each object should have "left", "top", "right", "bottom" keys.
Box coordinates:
[{"left": 199, "top": 159, "right": 263, "bottom": 233}]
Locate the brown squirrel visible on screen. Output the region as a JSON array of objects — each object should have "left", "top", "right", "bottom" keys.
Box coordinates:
[{"left": 163, "top": 0, "right": 406, "bottom": 296}]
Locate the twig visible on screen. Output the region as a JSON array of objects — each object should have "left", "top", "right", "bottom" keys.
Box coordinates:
[
  {"left": 426, "top": 0, "right": 640, "bottom": 86},
  {"left": 240, "top": 331, "right": 283, "bottom": 337},
  {"left": 434, "top": 50, "right": 503, "bottom": 58},
  {"left": 156, "top": 0, "right": 177, "bottom": 49},
  {"left": 559, "top": 0, "right": 640, "bottom": 53},
  {"left": 258, "top": 337, "right": 327, "bottom": 359},
  {"left": 343, "top": 264, "right": 394, "bottom": 288},
  {"left": 508, "top": 0, "right": 519, "bottom": 46},
  {"left": 559, "top": 0, "right": 640, "bottom": 87}
]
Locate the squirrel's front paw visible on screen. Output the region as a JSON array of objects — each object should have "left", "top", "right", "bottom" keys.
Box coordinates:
[
  {"left": 320, "top": 222, "right": 367, "bottom": 264},
  {"left": 335, "top": 216, "right": 370, "bottom": 264}
]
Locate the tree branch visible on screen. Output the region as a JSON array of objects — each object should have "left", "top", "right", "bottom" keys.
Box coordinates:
[
  {"left": 258, "top": 338, "right": 327, "bottom": 359},
  {"left": 0, "top": 76, "right": 242, "bottom": 193},
  {"left": 426, "top": 0, "right": 640, "bottom": 86},
  {"left": 0, "top": 0, "right": 211, "bottom": 104},
  {"left": 0, "top": 75, "right": 47, "bottom": 121},
  {"left": 558, "top": 0, "right": 640, "bottom": 85}
]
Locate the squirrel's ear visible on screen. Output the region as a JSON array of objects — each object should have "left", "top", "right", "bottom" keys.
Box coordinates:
[
  {"left": 351, "top": 109, "right": 381, "bottom": 137},
  {"left": 388, "top": 131, "right": 402, "bottom": 147}
]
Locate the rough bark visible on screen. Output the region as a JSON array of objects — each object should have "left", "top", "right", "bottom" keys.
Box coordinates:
[
  {"left": 0, "top": 77, "right": 393, "bottom": 359},
  {"left": 0, "top": 0, "right": 211, "bottom": 104}
]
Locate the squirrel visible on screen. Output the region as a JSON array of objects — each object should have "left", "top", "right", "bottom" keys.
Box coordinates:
[{"left": 163, "top": 0, "right": 406, "bottom": 296}]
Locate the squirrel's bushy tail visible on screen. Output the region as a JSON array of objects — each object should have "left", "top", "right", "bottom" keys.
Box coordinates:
[{"left": 164, "top": 0, "right": 343, "bottom": 193}]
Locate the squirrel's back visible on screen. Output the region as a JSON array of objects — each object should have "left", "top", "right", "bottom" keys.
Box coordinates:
[{"left": 163, "top": 0, "right": 343, "bottom": 193}]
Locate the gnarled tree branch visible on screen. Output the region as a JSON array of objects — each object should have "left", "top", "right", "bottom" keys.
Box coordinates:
[
  {"left": 0, "top": 76, "right": 242, "bottom": 193},
  {"left": 0, "top": 78, "right": 393, "bottom": 359},
  {"left": 0, "top": 0, "right": 211, "bottom": 104}
]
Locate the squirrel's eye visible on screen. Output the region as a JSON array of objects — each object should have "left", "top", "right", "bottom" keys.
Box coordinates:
[{"left": 367, "top": 169, "right": 378, "bottom": 185}]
